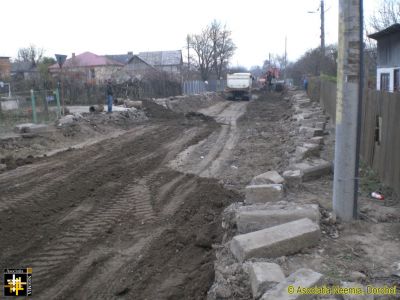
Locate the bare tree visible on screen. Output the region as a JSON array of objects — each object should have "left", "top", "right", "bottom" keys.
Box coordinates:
[
  {"left": 370, "top": 0, "right": 400, "bottom": 32},
  {"left": 188, "top": 21, "right": 236, "bottom": 81},
  {"left": 209, "top": 20, "right": 236, "bottom": 79},
  {"left": 16, "top": 45, "right": 44, "bottom": 66},
  {"left": 188, "top": 27, "right": 214, "bottom": 81}
]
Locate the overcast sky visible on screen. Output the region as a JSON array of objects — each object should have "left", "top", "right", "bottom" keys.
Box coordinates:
[{"left": 1, "top": 0, "right": 380, "bottom": 68}]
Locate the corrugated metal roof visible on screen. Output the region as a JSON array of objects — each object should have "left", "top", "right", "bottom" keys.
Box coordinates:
[
  {"left": 106, "top": 54, "right": 134, "bottom": 64},
  {"left": 138, "top": 50, "right": 182, "bottom": 66},
  {"left": 368, "top": 23, "right": 400, "bottom": 40},
  {"left": 49, "top": 52, "right": 123, "bottom": 69}
]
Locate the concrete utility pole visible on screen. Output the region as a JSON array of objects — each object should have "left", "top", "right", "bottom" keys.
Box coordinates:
[
  {"left": 333, "top": 0, "right": 363, "bottom": 221},
  {"left": 320, "top": 0, "right": 325, "bottom": 74},
  {"left": 320, "top": 0, "right": 325, "bottom": 55}
]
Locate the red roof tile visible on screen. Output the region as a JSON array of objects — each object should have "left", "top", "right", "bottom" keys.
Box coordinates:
[{"left": 49, "top": 52, "right": 123, "bottom": 69}]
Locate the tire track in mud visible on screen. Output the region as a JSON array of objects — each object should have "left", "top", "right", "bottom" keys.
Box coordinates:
[
  {"left": 169, "top": 101, "right": 247, "bottom": 178},
  {"left": 10, "top": 125, "right": 208, "bottom": 296},
  {"left": 0, "top": 126, "right": 157, "bottom": 212},
  {"left": 23, "top": 178, "right": 156, "bottom": 295}
]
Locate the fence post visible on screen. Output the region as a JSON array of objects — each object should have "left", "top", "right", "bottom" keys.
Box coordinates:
[
  {"left": 30, "top": 89, "right": 37, "bottom": 124},
  {"left": 43, "top": 91, "right": 49, "bottom": 121},
  {"left": 55, "top": 88, "right": 61, "bottom": 118}
]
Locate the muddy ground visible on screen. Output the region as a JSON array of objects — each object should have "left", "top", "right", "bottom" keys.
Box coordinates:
[{"left": 0, "top": 90, "right": 399, "bottom": 299}]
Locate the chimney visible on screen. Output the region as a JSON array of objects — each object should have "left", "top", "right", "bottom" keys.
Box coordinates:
[
  {"left": 72, "top": 53, "right": 76, "bottom": 58},
  {"left": 127, "top": 51, "right": 133, "bottom": 55}
]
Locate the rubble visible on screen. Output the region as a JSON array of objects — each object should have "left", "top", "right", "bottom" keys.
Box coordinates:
[
  {"left": 260, "top": 268, "right": 323, "bottom": 300},
  {"left": 248, "top": 262, "right": 285, "bottom": 299},
  {"left": 282, "top": 170, "right": 303, "bottom": 188}
]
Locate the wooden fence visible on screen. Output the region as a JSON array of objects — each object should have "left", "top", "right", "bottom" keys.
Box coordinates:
[{"left": 308, "top": 78, "right": 400, "bottom": 196}]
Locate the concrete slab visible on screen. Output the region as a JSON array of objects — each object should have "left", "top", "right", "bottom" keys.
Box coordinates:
[
  {"left": 14, "top": 123, "right": 49, "bottom": 134},
  {"left": 249, "top": 262, "right": 285, "bottom": 299},
  {"left": 261, "top": 268, "right": 323, "bottom": 300},
  {"left": 295, "top": 144, "right": 320, "bottom": 162},
  {"left": 236, "top": 203, "right": 320, "bottom": 233},
  {"left": 299, "top": 126, "right": 324, "bottom": 137},
  {"left": 245, "top": 184, "right": 284, "bottom": 205},
  {"left": 230, "top": 218, "right": 320, "bottom": 262},
  {"left": 309, "top": 137, "right": 324, "bottom": 145},
  {"left": 282, "top": 170, "right": 303, "bottom": 188},
  {"left": 251, "top": 171, "right": 285, "bottom": 185},
  {"left": 290, "top": 159, "right": 332, "bottom": 181},
  {"left": 57, "top": 115, "right": 75, "bottom": 126}
]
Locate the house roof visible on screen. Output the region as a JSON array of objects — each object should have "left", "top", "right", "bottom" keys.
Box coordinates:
[
  {"left": 368, "top": 23, "right": 400, "bottom": 40},
  {"left": 106, "top": 53, "right": 134, "bottom": 64},
  {"left": 49, "top": 52, "right": 123, "bottom": 69},
  {"left": 126, "top": 55, "right": 158, "bottom": 70},
  {"left": 138, "top": 50, "right": 182, "bottom": 66}
]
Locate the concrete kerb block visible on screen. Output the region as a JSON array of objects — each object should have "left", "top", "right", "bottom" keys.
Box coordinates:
[
  {"left": 58, "top": 115, "right": 75, "bottom": 126},
  {"left": 230, "top": 218, "right": 321, "bottom": 262},
  {"left": 261, "top": 268, "right": 324, "bottom": 300},
  {"left": 294, "top": 144, "right": 320, "bottom": 162},
  {"left": 14, "top": 123, "right": 49, "bottom": 134},
  {"left": 249, "top": 262, "right": 285, "bottom": 299},
  {"left": 282, "top": 170, "right": 303, "bottom": 188},
  {"left": 236, "top": 203, "right": 320, "bottom": 234},
  {"left": 245, "top": 184, "right": 284, "bottom": 205},
  {"left": 309, "top": 137, "right": 324, "bottom": 145},
  {"left": 299, "top": 126, "right": 324, "bottom": 137},
  {"left": 250, "top": 171, "right": 285, "bottom": 185},
  {"left": 289, "top": 159, "right": 332, "bottom": 182}
]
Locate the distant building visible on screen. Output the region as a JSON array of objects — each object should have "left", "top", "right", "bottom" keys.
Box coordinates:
[
  {"left": 106, "top": 52, "right": 134, "bottom": 65},
  {"left": 0, "top": 56, "right": 11, "bottom": 79},
  {"left": 368, "top": 23, "right": 400, "bottom": 92},
  {"left": 11, "top": 61, "right": 38, "bottom": 80},
  {"left": 49, "top": 52, "right": 123, "bottom": 84},
  {"left": 138, "top": 50, "right": 183, "bottom": 78}
]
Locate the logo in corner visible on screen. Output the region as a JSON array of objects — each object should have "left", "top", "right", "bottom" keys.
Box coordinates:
[{"left": 4, "top": 268, "right": 32, "bottom": 297}]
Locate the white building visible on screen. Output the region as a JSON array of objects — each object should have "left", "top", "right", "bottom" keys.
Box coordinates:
[{"left": 368, "top": 24, "right": 400, "bottom": 93}]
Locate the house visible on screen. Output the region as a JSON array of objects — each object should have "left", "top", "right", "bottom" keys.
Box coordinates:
[
  {"left": 138, "top": 50, "right": 183, "bottom": 78},
  {"left": 106, "top": 52, "right": 134, "bottom": 65},
  {"left": 0, "top": 56, "right": 11, "bottom": 79},
  {"left": 111, "top": 55, "right": 158, "bottom": 82},
  {"left": 11, "top": 61, "right": 38, "bottom": 80},
  {"left": 49, "top": 52, "right": 123, "bottom": 84},
  {"left": 368, "top": 23, "right": 400, "bottom": 92}
]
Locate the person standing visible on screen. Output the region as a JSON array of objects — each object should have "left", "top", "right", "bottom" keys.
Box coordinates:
[
  {"left": 106, "top": 80, "right": 113, "bottom": 113},
  {"left": 303, "top": 76, "right": 308, "bottom": 91}
]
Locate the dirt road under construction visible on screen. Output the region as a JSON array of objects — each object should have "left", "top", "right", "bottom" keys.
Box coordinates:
[{"left": 0, "top": 92, "right": 293, "bottom": 299}]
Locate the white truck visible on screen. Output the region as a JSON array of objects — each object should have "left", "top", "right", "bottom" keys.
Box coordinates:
[{"left": 224, "top": 73, "right": 252, "bottom": 101}]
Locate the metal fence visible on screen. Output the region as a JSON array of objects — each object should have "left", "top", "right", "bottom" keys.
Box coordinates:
[
  {"left": 0, "top": 89, "right": 61, "bottom": 133},
  {"left": 182, "top": 80, "right": 226, "bottom": 95}
]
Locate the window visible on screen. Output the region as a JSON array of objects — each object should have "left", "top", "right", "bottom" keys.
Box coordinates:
[
  {"left": 89, "top": 68, "right": 95, "bottom": 79},
  {"left": 380, "top": 73, "right": 390, "bottom": 91}
]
